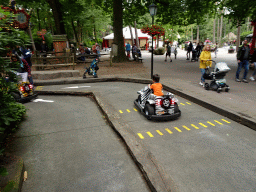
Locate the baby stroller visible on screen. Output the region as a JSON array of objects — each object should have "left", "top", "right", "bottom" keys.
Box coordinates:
[
  {"left": 83, "top": 58, "right": 99, "bottom": 78},
  {"left": 191, "top": 49, "right": 198, "bottom": 61},
  {"left": 204, "top": 61, "right": 231, "bottom": 93}
]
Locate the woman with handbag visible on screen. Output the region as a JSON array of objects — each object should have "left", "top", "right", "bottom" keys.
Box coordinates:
[{"left": 199, "top": 45, "right": 212, "bottom": 87}]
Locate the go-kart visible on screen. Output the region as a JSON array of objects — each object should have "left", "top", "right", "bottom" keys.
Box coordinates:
[
  {"left": 11, "top": 82, "right": 38, "bottom": 103},
  {"left": 6, "top": 76, "right": 38, "bottom": 103},
  {"left": 134, "top": 85, "right": 181, "bottom": 120}
]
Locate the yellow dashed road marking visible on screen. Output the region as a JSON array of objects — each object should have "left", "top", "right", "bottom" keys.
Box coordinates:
[
  {"left": 35, "top": 86, "right": 43, "bottom": 90},
  {"left": 133, "top": 108, "right": 138, "bottom": 112},
  {"left": 186, "top": 102, "right": 191, "bottom": 105},
  {"left": 214, "top": 120, "right": 223, "bottom": 125},
  {"left": 126, "top": 109, "right": 131, "bottom": 113},
  {"left": 222, "top": 119, "right": 231, "bottom": 123},
  {"left": 180, "top": 103, "right": 185, "bottom": 106},
  {"left": 174, "top": 127, "right": 182, "bottom": 132},
  {"left": 191, "top": 124, "right": 199, "bottom": 129},
  {"left": 165, "top": 128, "right": 173, "bottom": 134},
  {"left": 156, "top": 130, "right": 163, "bottom": 135},
  {"left": 119, "top": 110, "right": 123, "bottom": 114},
  {"left": 199, "top": 123, "right": 208, "bottom": 128},
  {"left": 183, "top": 126, "right": 190, "bottom": 131},
  {"left": 147, "top": 132, "right": 154, "bottom": 137},
  {"left": 137, "top": 133, "right": 144, "bottom": 139},
  {"left": 207, "top": 121, "right": 215, "bottom": 126}
]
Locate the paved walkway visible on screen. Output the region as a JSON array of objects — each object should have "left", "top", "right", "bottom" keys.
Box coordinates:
[{"left": 34, "top": 48, "right": 256, "bottom": 131}]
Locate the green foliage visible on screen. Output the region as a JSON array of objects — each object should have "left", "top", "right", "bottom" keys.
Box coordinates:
[
  {"left": 153, "top": 47, "right": 165, "bottom": 55},
  {"left": 0, "top": 9, "right": 27, "bottom": 176},
  {"left": 240, "top": 31, "right": 253, "bottom": 42}
]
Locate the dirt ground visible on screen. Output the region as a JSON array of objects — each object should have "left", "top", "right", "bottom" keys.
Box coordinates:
[{"left": 32, "top": 55, "right": 149, "bottom": 78}]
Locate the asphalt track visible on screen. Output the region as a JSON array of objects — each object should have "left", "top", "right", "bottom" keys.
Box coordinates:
[{"left": 24, "top": 82, "right": 256, "bottom": 192}]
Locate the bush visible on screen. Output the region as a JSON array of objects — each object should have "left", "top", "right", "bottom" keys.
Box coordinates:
[
  {"left": 153, "top": 47, "right": 165, "bottom": 55},
  {"left": 0, "top": 9, "right": 27, "bottom": 176}
]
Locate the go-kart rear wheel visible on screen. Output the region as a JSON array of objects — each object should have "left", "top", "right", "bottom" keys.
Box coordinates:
[
  {"left": 144, "top": 104, "right": 155, "bottom": 116},
  {"left": 83, "top": 72, "right": 87, "bottom": 79},
  {"left": 93, "top": 74, "right": 98, "bottom": 78},
  {"left": 205, "top": 83, "right": 210, "bottom": 90}
]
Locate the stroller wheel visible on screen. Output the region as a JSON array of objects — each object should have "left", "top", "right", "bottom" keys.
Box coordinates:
[
  {"left": 205, "top": 83, "right": 210, "bottom": 90},
  {"left": 217, "top": 88, "right": 221, "bottom": 93}
]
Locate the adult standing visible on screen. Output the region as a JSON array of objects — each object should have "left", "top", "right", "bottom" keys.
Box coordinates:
[
  {"left": 41, "top": 40, "right": 48, "bottom": 65},
  {"left": 186, "top": 41, "right": 193, "bottom": 60},
  {"left": 199, "top": 44, "right": 212, "bottom": 87},
  {"left": 132, "top": 44, "right": 137, "bottom": 60},
  {"left": 125, "top": 42, "right": 131, "bottom": 58},
  {"left": 195, "top": 43, "right": 202, "bottom": 58},
  {"left": 235, "top": 40, "right": 250, "bottom": 83},
  {"left": 165, "top": 43, "right": 172, "bottom": 62}
]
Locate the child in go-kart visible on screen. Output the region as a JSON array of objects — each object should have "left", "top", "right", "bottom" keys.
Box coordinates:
[
  {"left": 150, "top": 74, "right": 164, "bottom": 96},
  {"left": 11, "top": 54, "right": 33, "bottom": 85}
]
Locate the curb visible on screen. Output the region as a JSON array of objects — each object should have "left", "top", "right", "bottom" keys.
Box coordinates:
[
  {"left": 34, "top": 77, "right": 256, "bottom": 131},
  {"left": 0, "top": 155, "right": 24, "bottom": 192}
]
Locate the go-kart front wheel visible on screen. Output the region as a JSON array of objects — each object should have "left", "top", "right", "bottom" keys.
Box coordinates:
[{"left": 144, "top": 104, "right": 155, "bottom": 116}]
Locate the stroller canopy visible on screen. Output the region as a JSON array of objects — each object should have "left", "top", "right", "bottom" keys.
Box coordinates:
[{"left": 214, "top": 62, "right": 231, "bottom": 73}]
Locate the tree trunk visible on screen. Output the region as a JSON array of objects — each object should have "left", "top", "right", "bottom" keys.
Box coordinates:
[
  {"left": 191, "top": 26, "right": 193, "bottom": 42},
  {"left": 247, "top": 17, "right": 250, "bottom": 31},
  {"left": 112, "top": 0, "right": 127, "bottom": 62},
  {"left": 77, "top": 20, "right": 81, "bottom": 44},
  {"left": 156, "top": 35, "right": 159, "bottom": 48},
  {"left": 219, "top": 14, "right": 223, "bottom": 46},
  {"left": 129, "top": 25, "right": 134, "bottom": 46},
  {"left": 46, "top": 0, "right": 65, "bottom": 34},
  {"left": 213, "top": 19, "right": 216, "bottom": 44},
  {"left": 197, "top": 25, "right": 199, "bottom": 44},
  {"left": 217, "top": 18, "right": 219, "bottom": 43},
  {"left": 36, "top": 8, "right": 41, "bottom": 30},
  {"left": 236, "top": 21, "right": 241, "bottom": 52},
  {"left": 71, "top": 18, "right": 79, "bottom": 44},
  {"left": 134, "top": 21, "right": 139, "bottom": 48},
  {"left": 27, "top": 24, "right": 36, "bottom": 53}
]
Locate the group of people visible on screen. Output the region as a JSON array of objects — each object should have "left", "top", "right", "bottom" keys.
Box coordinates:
[
  {"left": 125, "top": 42, "right": 141, "bottom": 60},
  {"left": 198, "top": 39, "right": 256, "bottom": 87}
]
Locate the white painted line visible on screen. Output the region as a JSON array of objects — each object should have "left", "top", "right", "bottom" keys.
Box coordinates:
[
  {"left": 33, "top": 99, "right": 54, "bottom": 103},
  {"left": 61, "top": 86, "right": 91, "bottom": 89}
]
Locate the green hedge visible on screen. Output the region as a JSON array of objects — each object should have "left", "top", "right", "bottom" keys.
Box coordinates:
[{"left": 153, "top": 47, "right": 165, "bottom": 55}]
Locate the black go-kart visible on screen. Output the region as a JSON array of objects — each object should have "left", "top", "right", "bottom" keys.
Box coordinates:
[{"left": 134, "top": 85, "right": 181, "bottom": 121}]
